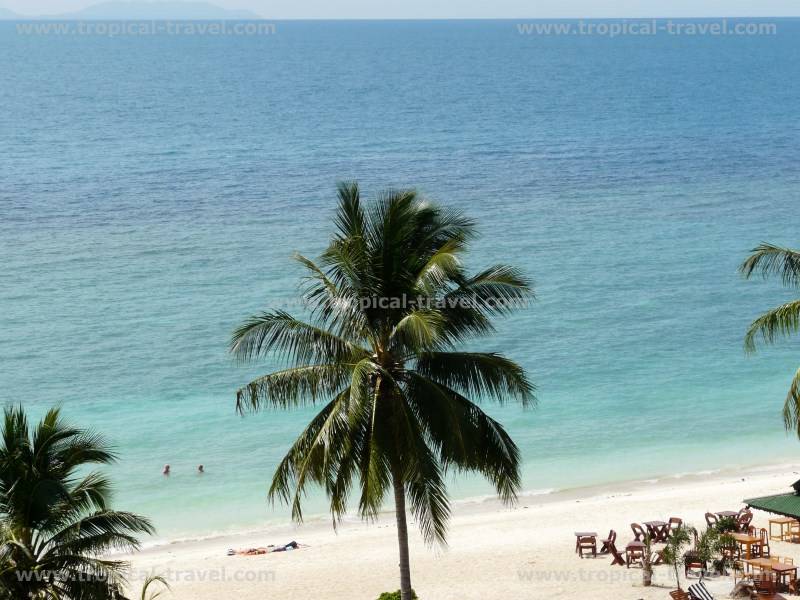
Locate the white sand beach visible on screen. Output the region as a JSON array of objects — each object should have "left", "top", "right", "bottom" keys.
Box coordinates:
[{"left": 121, "top": 463, "right": 800, "bottom": 599}]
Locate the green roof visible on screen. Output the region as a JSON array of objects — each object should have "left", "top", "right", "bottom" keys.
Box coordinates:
[{"left": 745, "top": 493, "right": 800, "bottom": 518}]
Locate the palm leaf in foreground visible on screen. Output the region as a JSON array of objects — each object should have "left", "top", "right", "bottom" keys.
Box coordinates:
[
  {"left": 741, "top": 243, "right": 800, "bottom": 435},
  {"left": 141, "top": 575, "right": 171, "bottom": 600},
  {"left": 0, "top": 406, "right": 154, "bottom": 600}
]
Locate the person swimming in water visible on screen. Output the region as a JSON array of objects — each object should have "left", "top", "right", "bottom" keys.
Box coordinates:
[
  {"left": 162, "top": 464, "right": 170, "bottom": 476},
  {"left": 197, "top": 464, "right": 204, "bottom": 474}
]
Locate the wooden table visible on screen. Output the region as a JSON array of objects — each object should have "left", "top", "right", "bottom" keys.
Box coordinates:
[
  {"left": 731, "top": 532, "right": 761, "bottom": 559},
  {"left": 574, "top": 531, "right": 597, "bottom": 555},
  {"left": 644, "top": 520, "right": 669, "bottom": 542},
  {"left": 716, "top": 510, "right": 739, "bottom": 518},
  {"left": 746, "top": 558, "right": 798, "bottom": 590},
  {"left": 769, "top": 517, "right": 797, "bottom": 541}
]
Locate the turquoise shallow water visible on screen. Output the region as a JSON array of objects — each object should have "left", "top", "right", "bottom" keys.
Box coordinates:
[{"left": 2, "top": 20, "right": 800, "bottom": 540}]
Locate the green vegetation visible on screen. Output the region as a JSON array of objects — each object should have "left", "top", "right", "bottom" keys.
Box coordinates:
[
  {"left": 230, "top": 183, "right": 534, "bottom": 600},
  {"left": 741, "top": 243, "right": 800, "bottom": 435},
  {"left": 0, "top": 406, "right": 153, "bottom": 600},
  {"left": 378, "top": 591, "right": 418, "bottom": 600},
  {"left": 695, "top": 525, "right": 735, "bottom": 577},
  {"left": 140, "top": 575, "right": 171, "bottom": 600},
  {"left": 714, "top": 516, "right": 737, "bottom": 533},
  {"left": 662, "top": 524, "right": 693, "bottom": 590}
]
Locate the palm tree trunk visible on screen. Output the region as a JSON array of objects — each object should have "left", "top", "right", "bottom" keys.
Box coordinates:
[{"left": 392, "top": 468, "right": 413, "bottom": 600}]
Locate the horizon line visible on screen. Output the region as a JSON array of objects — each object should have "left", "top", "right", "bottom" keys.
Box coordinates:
[{"left": 3, "top": 15, "right": 800, "bottom": 20}]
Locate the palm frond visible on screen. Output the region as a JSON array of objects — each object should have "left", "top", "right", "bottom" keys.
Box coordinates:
[
  {"left": 392, "top": 394, "right": 450, "bottom": 545},
  {"left": 140, "top": 575, "right": 171, "bottom": 600},
  {"left": 459, "top": 265, "right": 532, "bottom": 310},
  {"left": 48, "top": 510, "right": 154, "bottom": 554},
  {"left": 744, "top": 300, "right": 800, "bottom": 352},
  {"left": 54, "top": 430, "right": 117, "bottom": 472},
  {"left": 415, "top": 352, "right": 535, "bottom": 406},
  {"left": 294, "top": 252, "right": 337, "bottom": 296},
  {"left": 67, "top": 472, "right": 113, "bottom": 512},
  {"left": 783, "top": 367, "right": 800, "bottom": 438},
  {"left": 268, "top": 387, "right": 360, "bottom": 522},
  {"left": 414, "top": 237, "right": 466, "bottom": 293},
  {"left": 352, "top": 363, "right": 393, "bottom": 521},
  {"left": 333, "top": 181, "right": 367, "bottom": 241},
  {"left": 229, "top": 311, "right": 369, "bottom": 364},
  {"left": 268, "top": 397, "right": 339, "bottom": 512},
  {"left": 435, "top": 265, "right": 532, "bottom": 344},
  {"left": 404, "top": 373, "right": 521, "bottom": 503},
  {"left": 390, "top": 310, "right": 445, "bottom": 353},
  {"left": 235, "top": 364, "right": 353, "bottom": 413},
  {"left": 740, "top": 243, "right": 800, "bottom": 287}
]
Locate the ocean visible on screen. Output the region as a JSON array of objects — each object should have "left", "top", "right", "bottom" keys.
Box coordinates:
[{"left": 2, "top": 19, "right": 800, "bottom": 541}]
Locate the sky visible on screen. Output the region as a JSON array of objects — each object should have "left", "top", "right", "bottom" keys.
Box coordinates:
[{"left": 3, "top": 0, "right": 800, "bottom": 19}]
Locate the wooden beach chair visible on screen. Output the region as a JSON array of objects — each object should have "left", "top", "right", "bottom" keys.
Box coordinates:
[
  {"left": 625, "top": 542, "right": 645, "bottom": 568},
  {"left": 599, "top": 530, "right": 615, "bottom": 554},
  {"left": 789, "top": 577, "right": 800, "bottom": 595},
  {"left": 608, "top": 541, "right": 625, "bottom": 566},
  {"left": 737, "top": 510, "right": 753, "bottom": 533},
  {"left": 704, "top": 512, "right": 718, "bottom": 528},
  {"left": 756, "top": 528, "right": 771, "bottom": 558},
  {"left": 753, "top": 571, "right": 778, "bottom": 596},
  {"left": 732, "top": 559, "right": 750, "bottom": 585},
  {"left": 669, "top": 591, "right": 690, "bottom": 600},
  {"left": 684, "top": 550, "right": 706, "bottom": 578},
  {"left": 576, "top": 535, "right": 596, "bottom": 558},
  {"left": 631, "top": 522, "right": 646, "bottom": 541},
  {"left": 669, "top": 517, "right": 683, "bottom": 533},
  {"left": 721, "top": 538, "right": 738, "bottom": 563}
]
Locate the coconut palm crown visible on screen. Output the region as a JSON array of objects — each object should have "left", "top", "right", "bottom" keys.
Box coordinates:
[
  {"left": 0, "top": 406, "right": 154, "bottom": 600},
  {"left": 230, "top": 183, "right": 535, "bottom": 600}
]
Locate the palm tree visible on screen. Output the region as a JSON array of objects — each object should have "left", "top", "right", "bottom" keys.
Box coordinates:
[
  {"left": 0, "top": 406, "right": 154, "bottom": 600},
  {"left": 741, "top": 243, "right": 800, "bottom": 436},
  {"left": 230, "top": 183, "right": 534, "bottom": 600}
]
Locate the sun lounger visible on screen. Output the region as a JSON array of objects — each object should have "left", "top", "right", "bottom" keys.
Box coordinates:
[{"left": 687, "top": 581, "right": 714, "bottom": 600}]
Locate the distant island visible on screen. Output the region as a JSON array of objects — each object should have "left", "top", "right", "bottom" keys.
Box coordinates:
[{"left": 0, "top": 1, "right": 264, "bottom": 19}]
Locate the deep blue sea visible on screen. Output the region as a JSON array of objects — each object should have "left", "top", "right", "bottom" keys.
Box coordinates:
[{"left": 2, "top": 19, "right": 800, "bottom": 541}]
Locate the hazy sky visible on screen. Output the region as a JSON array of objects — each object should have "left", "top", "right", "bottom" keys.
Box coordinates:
[{"left": 4, "top": 0, "right": 800, "bottom": 19}]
